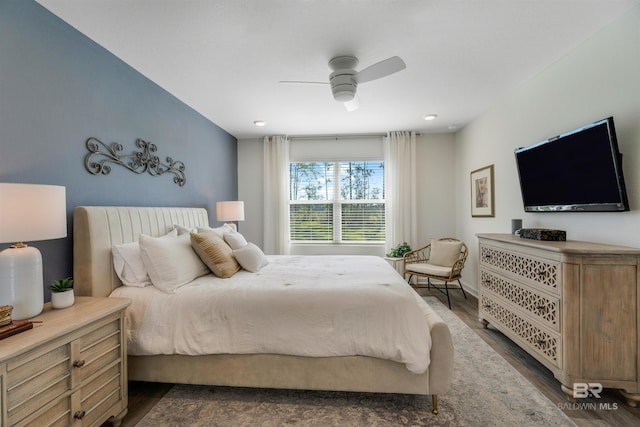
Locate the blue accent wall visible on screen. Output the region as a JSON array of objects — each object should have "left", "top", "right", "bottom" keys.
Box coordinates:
[{"left": 0, "top": 1, "right": 238, "bottom": 299}]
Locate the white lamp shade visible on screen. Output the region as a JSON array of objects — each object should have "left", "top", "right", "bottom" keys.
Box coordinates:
[
  {"left": 0, "top": 183, "right": 67, "bottom": 243},
  {"left": 216, "top": 201, "right": 245, "bottom": 222}
]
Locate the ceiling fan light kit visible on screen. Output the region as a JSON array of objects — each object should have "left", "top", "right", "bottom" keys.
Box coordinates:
[{"left": 330, "top": 71, "right": 357, "bottom": 102}]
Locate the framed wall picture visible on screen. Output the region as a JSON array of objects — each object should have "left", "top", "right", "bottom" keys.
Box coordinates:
[{"left": 470, "top": 164, "right": 495, "bottom": 217}]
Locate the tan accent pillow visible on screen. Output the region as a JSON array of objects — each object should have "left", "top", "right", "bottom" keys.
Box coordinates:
[
  {"left": 190, "top": 231, "right": 240, "bottom": 278},
  {"left": 429, "top": 239, "right": 462, "bottom": 267}
]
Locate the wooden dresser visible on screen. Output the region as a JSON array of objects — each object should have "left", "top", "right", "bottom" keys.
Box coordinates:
[
  {"left": 0, "top": 297, "right": 130, "bottom": 426},
  {"left": 477, "top": 233, "right": 640, "bottom": 406}
]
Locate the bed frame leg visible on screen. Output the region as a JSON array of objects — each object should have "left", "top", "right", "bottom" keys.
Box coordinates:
[{"left": 431, "top": 394, "right": 438, "bottom": 415}]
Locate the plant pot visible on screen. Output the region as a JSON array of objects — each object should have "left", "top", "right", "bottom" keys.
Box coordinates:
[{"left": 51, "top": 289, "right": 74, "bottom": 309}]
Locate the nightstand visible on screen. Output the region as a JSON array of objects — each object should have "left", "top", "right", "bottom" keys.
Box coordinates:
[
  {"left": 0, "top": 296, "right": 130, "bottom": 426},
  {"left": 384, "top": 256, "right": 404, "bottom": 274}
]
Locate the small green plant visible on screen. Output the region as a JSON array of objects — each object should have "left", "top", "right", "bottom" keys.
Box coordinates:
[
  {"left": 386, "top": 242, "right": 412, "bottom": 258},
  {"left": 49, "top": 277, "right": 74, "bottom": 293}
]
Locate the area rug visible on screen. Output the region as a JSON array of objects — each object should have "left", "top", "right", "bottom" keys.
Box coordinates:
[{"left": 136, "top": 297, "right": 576, "bottom": 426}]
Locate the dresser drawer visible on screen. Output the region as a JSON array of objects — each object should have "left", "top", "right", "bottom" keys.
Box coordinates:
[
  {"left": 480, "top": 244, "right": 560, "bottom": 294},
  {"left": 480, "top": 269, "right": 560, "bottom": 332},
  {"left": 480, "top": 293, "right": 560, "bottom": 368}
]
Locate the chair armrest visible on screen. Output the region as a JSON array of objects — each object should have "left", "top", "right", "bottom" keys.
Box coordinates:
[
  {"left": 403, "top": 245, "right": 430, "bottom": 265},
  {"left": 451, "top": 258, "right": 466, "bottom": 275}
]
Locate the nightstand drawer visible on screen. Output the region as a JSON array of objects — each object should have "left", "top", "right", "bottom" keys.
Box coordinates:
[
  {"left": 79, "top": 363, "right": 123, "bottom": 426},
  {"left": 6, "top": 345, "right": 71, "bottom": 425},
  {"left": 75, "top": 318, "right": 121, "bottom": 383},
  {"left": 24, "top": 396, "right": 72, "bottom": 427}
]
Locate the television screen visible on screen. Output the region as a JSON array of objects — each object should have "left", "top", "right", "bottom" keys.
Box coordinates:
[{"left": 515, "top": 117, "right": 629, "bottom": 212}]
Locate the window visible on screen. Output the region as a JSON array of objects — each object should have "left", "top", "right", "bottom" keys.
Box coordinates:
[{"left": 289, "top": 161, "right": 384, "bottom": 243}]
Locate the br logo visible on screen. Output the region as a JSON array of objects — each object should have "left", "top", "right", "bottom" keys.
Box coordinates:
[{"left": 573, "top": 383, "right": 603, "bottom": 399}]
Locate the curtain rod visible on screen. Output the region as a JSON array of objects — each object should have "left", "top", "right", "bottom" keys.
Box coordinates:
[{"left": 288, "top": 132, "right": 421, "bottom": 140}]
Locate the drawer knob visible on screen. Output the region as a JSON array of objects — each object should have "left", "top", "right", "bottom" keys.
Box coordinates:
[
  {"left": 483, "top": 304, "right": 492, "bottom": 309},
  {"left": 73, "top": 359, "right": 86, "bottom": 368},
  {"left": 536, "top": 339, "right": 546, "bottom": 345},
  {"left": 536, "top": 305, "right": 546, "bottom": 310},
  {"left": 536, "top": 270, "right": 549, "bottom": 277},
  {"left": 74, "top": 410, "right": 86, "bottom": 420}
]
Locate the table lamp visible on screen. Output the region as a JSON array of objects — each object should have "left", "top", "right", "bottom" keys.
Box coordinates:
[
  {"left": 216, "top": 201, "right": 244, "bottom": 230},
  {"left": 0, "top": 183, "right": 67, "bottom": 320}
]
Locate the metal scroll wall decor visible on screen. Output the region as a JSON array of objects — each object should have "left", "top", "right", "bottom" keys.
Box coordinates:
[{"left": 84, "top": 137, "right": 186, "bottom": 186}]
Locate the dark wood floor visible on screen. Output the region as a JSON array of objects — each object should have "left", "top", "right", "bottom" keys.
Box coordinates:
[{"left": 116, "top": 288, "right": 640, "bottom": 427}]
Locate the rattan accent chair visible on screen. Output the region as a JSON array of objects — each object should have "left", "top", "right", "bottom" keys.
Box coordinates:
[{"left": 403, "top": 238, "right": 468, "bottom": 309}]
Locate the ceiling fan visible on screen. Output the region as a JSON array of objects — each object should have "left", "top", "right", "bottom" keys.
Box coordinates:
[{"left": 280, "top": 55, "right": 406, "bottom": 111}]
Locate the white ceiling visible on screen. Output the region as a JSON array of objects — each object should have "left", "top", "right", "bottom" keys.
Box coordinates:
[{"left": 37, "top": 0, "right": 639, "bottom": 139}]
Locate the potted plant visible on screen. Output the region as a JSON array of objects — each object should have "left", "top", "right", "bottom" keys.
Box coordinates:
[
  {"left": 386, "top": 242, "right": 412, "bottom": 258},
  {"left": 49, "top": 277, "right": 75, "bottom": 309}
]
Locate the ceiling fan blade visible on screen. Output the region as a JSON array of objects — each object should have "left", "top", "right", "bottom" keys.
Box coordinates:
[
  {"left": 356, "top": 56, "right": 406, "bottom": 84},
  {"left": 344, "top": 95, "right": 360, "bottom": 112},
  {"left": 279, "top": 80, "right": 329, "bottom": 85}
]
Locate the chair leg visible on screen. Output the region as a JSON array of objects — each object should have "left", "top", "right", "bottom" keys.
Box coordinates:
[
  {"left": 427, "top": 277, "right": 431, "bottom": 290},
  {"left": 457, "top": 279, "right": 468, "bottom": 300},
  {"left": 431, "top": 394, "right": 438, "bottom": 415},
  {"left": 444, "top": 281, "right": 452, "bottom": 309}
]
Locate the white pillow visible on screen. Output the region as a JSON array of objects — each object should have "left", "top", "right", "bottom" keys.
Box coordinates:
[
  {"left": 112, "top": 229, "right": 177, "bottom": 287},
  {"left": 174, "top": 224, "right": 197, "bottom": 235},
  {"left": 197, "top": 223, "right": 234, "bottom": 237},
  {"left": 139, "top": 232, "right": 210, "bottom": 293},
  {"left": 429, "top": 239, "right": 463, "bottom": 267},
  {"left": 233, "top": 243, "right": 269, "bottom": 273},
  {"left": 224, "top": 231, "right": 248, "bottom": 250}
]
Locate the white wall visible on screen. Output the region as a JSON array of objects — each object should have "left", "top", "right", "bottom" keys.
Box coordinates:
[
  {"left": 238, "top": 133, "right": 457, "bottom": 255},
  {"left": 237, "top": 138, "right": 264, "bottom": 248},
  {"left": 455, "top": 6, "right": 640, "bottom": 295},
  {"left": 415, "top": 133, "right": 457, "bottom": 247}
]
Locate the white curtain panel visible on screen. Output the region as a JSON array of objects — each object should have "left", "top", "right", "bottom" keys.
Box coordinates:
[
  {"left": 384, "top": 131, "right": 418, "bottom": 253},
  {"left": 263, "top": 135, "right": 291, "bottom": 255}
]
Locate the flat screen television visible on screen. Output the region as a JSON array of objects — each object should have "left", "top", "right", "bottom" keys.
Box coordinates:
[{"left": 515, "top": 117, "right": 629, "bottom": 212}]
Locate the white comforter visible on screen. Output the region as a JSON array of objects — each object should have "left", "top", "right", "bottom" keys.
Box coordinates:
[{"left": 110, "top": 255, "right": 432, "bottom": 374}]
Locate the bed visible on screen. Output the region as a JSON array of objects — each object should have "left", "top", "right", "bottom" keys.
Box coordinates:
[{"left": 73, "top": 206, "right": 453, "bottom": 414}]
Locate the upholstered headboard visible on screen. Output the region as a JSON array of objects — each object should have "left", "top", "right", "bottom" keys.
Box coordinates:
[{"left": 73, "top": 206, "right": 210, "bottom": 297}]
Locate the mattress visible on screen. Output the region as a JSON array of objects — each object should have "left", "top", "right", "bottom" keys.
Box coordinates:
[{"left": 111, "top": 255, "right": 432, "bottom": 374}]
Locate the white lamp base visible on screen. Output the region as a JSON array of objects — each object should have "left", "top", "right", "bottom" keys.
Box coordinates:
[{"left": 0, "top": 245, "right": 44, "bottom": 320}]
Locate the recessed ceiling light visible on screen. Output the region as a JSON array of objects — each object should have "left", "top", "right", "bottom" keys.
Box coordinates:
[
  {"left": 423, "top": 114, "right": 438, "bottom": 121},
  {"left": 253, "top": 120, "right": 266, "bottom": 127},
  {"left": 448, "top": 124, "right": 458, "bottom": 130}
]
